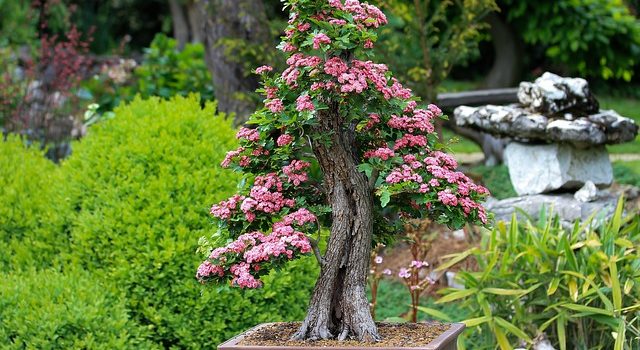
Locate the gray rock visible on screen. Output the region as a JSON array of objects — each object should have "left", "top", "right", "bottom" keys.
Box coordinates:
[
  {"left": 518, "top": 72, "right": 598, "bottom": 115},
  {"left": 505, "top": 142, "right": 612, "bottom": 195},
  {"left": 574, "top": 181, "right": 598, "bottom": 203},
  {"left": 485, "top": 192, "right": 619, "bottom": 226},
  {"left": 454, "top": 104, "right": 637, "bottom": 146}
]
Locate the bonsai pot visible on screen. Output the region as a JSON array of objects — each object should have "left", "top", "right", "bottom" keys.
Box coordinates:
[{"left": 218, "top": 322, "right": 465, "bottom": 350}]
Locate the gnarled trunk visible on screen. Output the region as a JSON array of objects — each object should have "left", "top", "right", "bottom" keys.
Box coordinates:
[{"left": 293, "top": 104, "right": 379, "bottom": 341}]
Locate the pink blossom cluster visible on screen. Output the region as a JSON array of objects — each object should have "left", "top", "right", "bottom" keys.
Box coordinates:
[
  {"left": 240, "top": 173, "right": 296, "bottom": 222},
  {"left": 210, "top": 194, "right": 245, "bottom": 220},
  {"left": 364, "top": 147, "right": 395, "bottom": 160},
  {"left": 197, "top": 208, "right": 316, "bottom": 288},
  {"left": 255, "top": 65, "right": 273, "bottom": 74},
  {"left": 287, "top": 53, "right": 322, "bottom": 68},
  {"left": 277, "top": 134, "right": 294, "bottom": 146},
  {"left": 410, "top": 260, "right": 429, "bottom": 269},
  {"left": 341, "top": 0, "right": 388, "bottom": 28},
  {"left": 393, "top": 134, "right": 428, "bottom": 150},
  {"left": 281, "top": 66, "right": 300, "bottom": 87},
  {"left": 387, "top": 109, "right": 435, "bottom": 133},
  {"left": 313, "top": 33, "right": 331, "bottom": 49},
  {"left": 365, "top": 113, "right": 381, "bottom": 129},
  {"left": 266, "top": 98, "right": 284, "bottom": 113},
  {"left": 296, "top": 95, "right": 315, "bottom": 111},
  {"left": 221, "top": 147, "right": 245, "bottom": 168},
  {"left": 283, "top": 160, "right": 311, "bottom": 185},
  {"left": 265, "top": 87, "right": 278, "bottom": 99},
  {"left": 385, "top": 165, "right": 423, "bottom": 184},
  {"left": 236, "top": 127, "right": 260, "bottom": 142}
]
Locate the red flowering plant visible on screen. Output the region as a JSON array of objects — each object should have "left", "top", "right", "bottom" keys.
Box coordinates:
[{"left": 197, "top": 0, "right": 489, "bottom": 341}]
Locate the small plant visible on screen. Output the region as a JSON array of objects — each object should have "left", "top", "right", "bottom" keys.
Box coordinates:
[
  {"left": 368, "top": 243, "right": 391, "bottom": 319},
  {"left": 439, "top": 198, "right": 640, "bottom": 350}
]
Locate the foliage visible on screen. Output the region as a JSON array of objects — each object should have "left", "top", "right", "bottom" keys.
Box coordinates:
[
  {"left": 0, "top": 268, "right": 156, "bottom": 349},
  {"left": 197, "top": 0, "right": 489, "bottom": 290},
  {"left": 500, "top": 0, "right": 640, "bottom": 82},
  {"left": 468, "top": 164, "right": 517, "bottom": 200},
  {"left": 0, "top": 135, "right": 70, "bottom": 271},
  {"left": 134, "top": 34, "right": 214, "bottom": 102},
  {"left": 373, "top": 0, "right": 498, "bottom": 100},
  {"left": 439, "top": 199, "right": 640, "bottom": 350},
  {"left": 82, "top": 34, "right": 215, "bottom": 115},
  {"left": 60, "top": 95, "right": 318, "bottom": 347},
  {"left": 613, "top": 161, "right": 640, "bottom": 188},
  {"left": 0, "top": 0, "right": 69, "bottom": 49}
]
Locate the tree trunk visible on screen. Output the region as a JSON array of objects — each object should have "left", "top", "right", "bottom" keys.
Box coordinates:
[
  {"left": 169, "top": 0, "right": 190, "bottom": 50},
  {"left": 293, "top": 104, "right": 379, "bottom": 341},
  {"left": 483, "top": 13, "right": 523, "bottom": 89},
  {"left": 198, "top": 0, "right": 272, "bottom": 125}
]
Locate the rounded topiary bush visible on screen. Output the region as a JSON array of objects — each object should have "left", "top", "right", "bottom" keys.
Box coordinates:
[
  {"left": 0, "top": 268, "right": 156, "bottom": 349},
  {"left": 0, "top": 135, "right": 70, "bottom": 271},
  {"left": 61, "top": 95, "right": 318, "bottom": 348}
]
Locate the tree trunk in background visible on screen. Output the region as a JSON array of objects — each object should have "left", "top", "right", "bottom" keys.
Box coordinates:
[
  {"left": 293, "top": 104, "right": 379, "bottom": 341},
  {"left": 169, "top": 0, "right": 190, "bottom": 50},
  {"left": 483, "top": 12, "right": 523, "bottom": 88},
  {"left": 198, "top": 0, "right": 272, "bottom": 125},
  {"left": 186, "top": 1, "right": 204, "bottom": 43}
]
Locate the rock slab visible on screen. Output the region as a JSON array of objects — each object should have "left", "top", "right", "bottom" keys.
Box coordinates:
[{"left": 505, "top": 142, "right": 612, "bottom": 195}]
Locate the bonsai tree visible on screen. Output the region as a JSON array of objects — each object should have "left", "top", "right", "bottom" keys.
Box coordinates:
[{"left": 197, "top": 0, "right": 489, "bottom": 341}]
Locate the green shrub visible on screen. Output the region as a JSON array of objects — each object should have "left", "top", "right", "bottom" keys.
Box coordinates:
[
  {"left": 0, "top": 268, "right": 156, "bottom": 349},
  {"left": 61, "top": 95, "right": 318, "bottom": 348},
  {"left": 439, "top": 199, "right": 640, "bottom": 350},
  {"left": 0, "top": 135, "right": 70, "bottom": 271}
]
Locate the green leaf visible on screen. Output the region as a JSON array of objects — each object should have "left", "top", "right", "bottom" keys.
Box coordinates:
[
  {"left": 415, "top": 306, "right": 453, "bottom": 322},
  {"left": 609, "top": 257, "right": 622, "bottom": 312},
  {"left": 463, "top": 315, "right": 492, "bottom": 327},
  {"left": 561, "top": 303, "right": 613, "bottom": 316},
  {"left": 436, "top": 288, "right": 478, "bottom": 303},
  {"left": 379, "top": 189, "right": 391, "bottom": 208},
  {"left": 494, "top": 316, "right": 533, "bottom": 344}
]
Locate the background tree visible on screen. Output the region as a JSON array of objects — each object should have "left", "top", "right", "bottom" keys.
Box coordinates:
[
  {"left": 197, "top": 0, "right": 488, "bottom": 341},
  {"left": 197, "top": 0, "right": 276, "bottom": 124}
]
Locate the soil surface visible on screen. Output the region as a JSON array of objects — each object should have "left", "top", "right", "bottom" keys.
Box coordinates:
[{"left": 237, "top": 322, "right": 450, "bottom": 347}]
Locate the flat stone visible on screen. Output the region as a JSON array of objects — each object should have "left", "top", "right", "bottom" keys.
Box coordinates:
[
  {"left": 454, "top": 104, "right": 637, "bottom": 146},
  {"left": 505, "top": 142, "right": 612, "bottom": 195},
  {"left": 518, "top": 72, "right": 598, "bottom": 115},
  {"left": 484, "top": 192, "right": 619, "bottom": 226}
]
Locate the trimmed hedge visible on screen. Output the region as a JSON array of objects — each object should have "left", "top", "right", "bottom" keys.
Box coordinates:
[
  {"left": 0, "top": 136, "right": 70, "bottom": 271},
  {"left": 0, "top": 269, "right": 156, "bottom": 349},
  {"left": 60, "top": 95, "right": 318, "bottom": 348}
]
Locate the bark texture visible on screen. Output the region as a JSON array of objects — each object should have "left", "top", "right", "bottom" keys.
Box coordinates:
[
  {"left": 198, "top": 0, "right": 272, "bottom": 125},
  {"left": 483, "top": 13, "right": 523, "bottom": 89},
  {"left": 293, "top": 104, "right": 379, "bottom": 341}
]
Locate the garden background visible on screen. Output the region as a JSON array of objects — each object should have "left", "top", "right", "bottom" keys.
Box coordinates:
[{"left": 0, "top": 0, "right": 639, "bottom": 349}]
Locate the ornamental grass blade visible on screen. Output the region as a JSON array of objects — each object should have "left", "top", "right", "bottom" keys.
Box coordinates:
[
  {"left": 436, "top": 248, "right": 477, "bottom": 272},
  {"left": 494, "top": 316, "right": 533, "bottom": 344},
  {"left": 463, "top": 315, "right": 492, "bottom": 327},
  {"left": 614, "top": 318, "right": 626, "bottom": 350},
  {"left": 609, "top": 257, "right": 622, "bottom": 312},
  {"left": 493, "top": 323, "right": 513, "bottom": 350},
  {"left": 561, "top": 303, "right": 613, "bottom": 316},
  {"left": 557, "top": 314, "right": 567, "bottom": 350},
  {"left": 415, "top": 306, "right": 453, "bottom": 322},
  {"left": 436, "top": 288, "right": 477, "bottom": 303}
]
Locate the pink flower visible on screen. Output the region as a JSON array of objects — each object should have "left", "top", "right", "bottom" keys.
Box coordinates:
[
  {"left": 398, "top": 268, "right": 411, "bottom": 279},
  {"left": 297, "top": 23, "right": 311, "bottom": 32},
  {"left": 255, "top": 65, "right": 273, "bottom": 74},
  {"left": 364, "top": 39, "right": 374, "bottom": 49},
  {"left": 266, "top": 99, "right": 284, "bottom": 113},
  {"left": 277, "top": 134, "right": 294, "bottom": 146},
  {"left": 374, "top": 256, "right": 383, "bottom": 264},
  {"left": 324, "top": 57, "right": 348, "bottom": 76},
  {"left": 296, "top": 95, "right": 315, "bottom": 111},
  {"left": 221, "top": 147, "right": 245, "bottom": 168},
  {"left": 265, "top": 87, "right": 278, "bottom": 99},
  {"left": 382, "top": 269, "right": 392, "bottom": 276},
  {"left": 410, "top": 260, "right": 429, "bottom": 269},
  {"left": 312, "top": 33, "right": 331, "bottom": 49},
  {"left": 283, "top": 160, "right": 311, "bottom": 185},
  {"left": 364, "top": 147, "right": 395, "bottom": 160},
  {"left": 438, "top": 189, "right": 458, "bottom": 206},
  {"left": 236, "top": 127, "right": 260, "bottom": 142},
  {"left": 281, "top": 43, "right": 297, "bottom": 52},
  {"left": 328, "top": 0, "right": 344, "bottom": 9}
]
